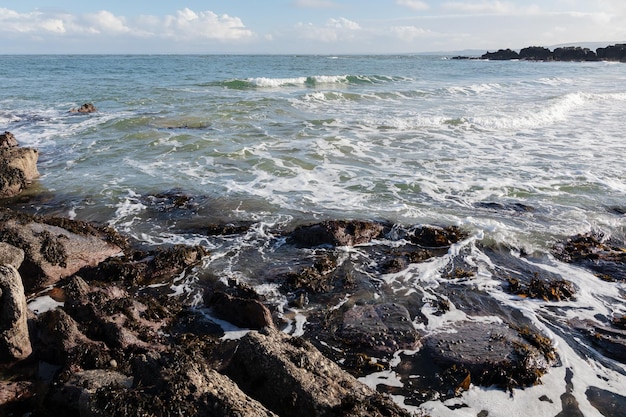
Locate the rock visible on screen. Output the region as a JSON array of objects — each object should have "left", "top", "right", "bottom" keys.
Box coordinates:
[
  {"left": 570, "top": 319, "right": 626, "bottom": 363},
  {"left": 423, "top": 322, "right": 554, "bottom": 388},
  {"left": 288, "top": 220, "right": 388, "bottom": 247},
  {"left": 70, "top": 103, "right": 97, "bottom": 113},
  {"left": 553, "top": 46, "right": 597, "bottom": 61},
  {"left": 0, "top": 264, "right": 32, "bottom": 362},
  {"left": 338, "top": 303, "right": 420, "bottom": 355},
  {"left": 78, "top": 244, "right": 208, "bottom": 286},
  {"left": 36, "top": 308, "right": 112, "bottom": 369},
  {"left": 586, "top": 386, "right": 626, "bottom": 417},
  {"left": 0, "top": 215, "right": 123, "bottom": 292},
  {"left": 481, "top": 49, "right": 520, "bottom": 60},
  {"left": 208, "top": 291, "right": 274, "bottom": 329},
  {"left": 596, "top": 44, "right": 626, "bottom": 62},
  {"left": 552, "top": 231, "right": 626, "bottom": 281},
  {"left": 0, "top": 146, "right": 39, "bottom": 198},
  {"left": 506, "top": 275, "right": 575, "bottom": 301},
  {"left": 49, "top": 369, "right": 132, "bottom": 416},
  {"left": 90, "top": 349, "right": 278, "bottom": 417},
  {"left": 519, "top": 46, "right": 553, "bottom": 61},
  {"left": 0, "top": 242, "right": 24, "bottom": 269},
  {"left": 0, "top": 380, "right": 35, "bottom": 407},
  {"left": 408, "top": 224, "right": 467, "bottom": 247},
  {"left": 225, "top": 327, "right": 411, "bottom": 417},
  {"left": 0, "top": 131, "right": 18, "bottom": 148}
]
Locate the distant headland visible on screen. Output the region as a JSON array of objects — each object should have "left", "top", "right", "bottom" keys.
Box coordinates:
[{"left": 452, "top": 44, "right": 626, "bottom": 62}]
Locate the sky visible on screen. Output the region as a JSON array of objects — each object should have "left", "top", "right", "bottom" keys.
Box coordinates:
[{"left": 1, "top": 1, "right": 625, "bottom": 54}]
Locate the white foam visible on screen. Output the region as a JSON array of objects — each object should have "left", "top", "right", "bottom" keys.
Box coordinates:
[{"left": 28, "top": 295, "right": 63, "bottom": 314}]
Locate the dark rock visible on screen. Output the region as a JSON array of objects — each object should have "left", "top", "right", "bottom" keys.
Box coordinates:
[
  {"left": 79, "top": 244, "right": 208, "bottom": 286},
  {"left": 408, "top": 224, "right": 467, "bottom": 247},
  {"left": 91, "top": 349, "right": 278, "bottom": 417},
  {"left": 481, "top": 49, "right": 520, "bottom": 60},
  {"left": 570, "top": 319, "right": 626, "bottom": 363},
  {"left": 552, "top": 231, "right": 626, "bottom": 281},
  {"left": 226, "top": 327, "right": 411, "bottom": 417},
  {"left": 208, "top": 291, "right": 274, "bottom": 329},
  {"left": 70, "top": 103, "right": 97, "bottom": 113},
  {"left": 586, "top": 386, "right": 626, "bottom": 417},
  {"left": 519, "top": 46, "right": 553, "bottom": 61},
  {"left": 0, "top": 380, "right": 35, "bottom": 408},
  {"left": 337, "top": 303, "right": 420, "bottom": 355},
  {"left": 596, "top": 44, "right": 626, "bottom": 62},
  {"left": 416, "top": 322, "right": 556, "bottom": 389},
  {"left": 36, "top": 308, "right": 112, "bottom": 369},
  {"left": 506, "top": 274, "right": 575, "bottom": 301},
  {"left": 0, "top": 131, "right": 18, "bottom": 148},
  {"left": 288, "top": 220, "right": 388, "bottom": 247},
  {"left": 553, "top": 46, "right": 597, "bottom": 61},
  {"left": 280, "top": 252, "right": 340, "bottom": 294},
  {"left": 0, "top": 265, "right": 32, "bottom": 362}
]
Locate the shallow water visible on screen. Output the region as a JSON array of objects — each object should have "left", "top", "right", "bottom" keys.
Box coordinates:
[{"left": 2, "top": 54, "right": 626, "bottom": 416}]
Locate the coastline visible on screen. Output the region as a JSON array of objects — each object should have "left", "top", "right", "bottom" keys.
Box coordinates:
[{"left": 452, "top": 43, "right": 626, "bottom": 62}]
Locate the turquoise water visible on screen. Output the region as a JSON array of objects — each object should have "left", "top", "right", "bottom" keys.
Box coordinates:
[{"left": 2, "top": 55, "right": 626, "bottom": 416}]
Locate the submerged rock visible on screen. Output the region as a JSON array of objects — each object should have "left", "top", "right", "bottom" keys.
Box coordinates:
[
  {"left": 288, "top": 219, "right": 388, "bottom": 247},
  {"left": 69, "top": 103, "right": 97, "bottom": 113}
]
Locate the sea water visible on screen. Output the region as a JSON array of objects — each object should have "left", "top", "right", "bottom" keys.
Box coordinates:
[{"left": 1, "top": 54, "right": 625, "bottom": 416}]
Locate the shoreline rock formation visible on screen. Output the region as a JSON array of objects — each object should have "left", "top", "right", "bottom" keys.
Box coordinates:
[
  {"left": 0, "top": 132, "right": 39, "bottom": 199},
  {"left": 453, "top": 43, "right": 626, "bottom": 62}
]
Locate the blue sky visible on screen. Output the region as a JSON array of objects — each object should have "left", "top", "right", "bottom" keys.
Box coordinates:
[{"left": 1, "top": 1, "right": 625, "bottom": 54}]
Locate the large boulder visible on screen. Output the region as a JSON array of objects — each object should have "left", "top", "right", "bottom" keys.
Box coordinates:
[
  {"left": 481, "top": 49, "right": 520, "bottom": 60},
  {"left": 0, "top": 214, "right": 123, "bottom": 292},
  {"left": 0, "top": 143, "right": 39, "bottom": 198},
  {"left": 553, "top": 46, "right": 597, "bottom": 61},
  {"left": 596, "top": 44, "right": 626, "bottom": 62},
  {"left": 519, "top": 46, "right": 553, "bottom": 61},
  {"left": 0, "top": 264, "right": 32, "bottom": 362},
  {"left": 225, "top": 327, "right": 412, "bottom": 417}
]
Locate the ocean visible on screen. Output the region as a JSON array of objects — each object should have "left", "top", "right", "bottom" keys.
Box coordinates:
[{"left": 1, "top": 54, "right": 625, "bottom": 416}]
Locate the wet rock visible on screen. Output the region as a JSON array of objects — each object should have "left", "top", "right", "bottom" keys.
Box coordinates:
[
  {"left": 570, "top": 319, "right": 626, "bottom": 363},
  {"left": 279, "top": 252, "right": 341, "bottom": 294},
  {"left": 481, "top": 49, "right": 520, "bottom": 60},
  {"left": 0, "top": 264, "right": 32, "bottom": 362},
  {"left": 586, "top": 386, "right": 626, "bottom": 417},
  {"left": 79, "top": 244, "right": 208, "bottom": 286},
  {"left": 208, "top": 291, "right": 274, "bottom": 330},
  {"left": 288, "top": 219, "right": 388, "bottom": 247},
  {"left": 506, "top": 274, "right": 575, "bottom": 301},
  {"left": 337, "top": 303, "right": 420, "bottom": 355},
  {"left": 0, "top": 241, "right": 24, "bottom": 269},
  {"left": 552, "top": 231, "right": 626, "bottom": 281},
  {"left": 0, "top": 213, "right": 123, "bottom": 292},
  {"left": 475, "top": 201, "right": 535, "bottom": 213},
  {"left": 70, "top": 103, "right": 97, "bottom": 113},
  {"left": 0, "top": 380, "right": 35, "bottom": 408},
  {"left": 226, "top": 327, "right": 411, "bottom": 417},
  {"left": 391, "top": 321, "right": 556, "bottom": 403},
  {"left": 407, "top": 224, "right": 467, "bottom": 248},
  {"left": 0, "top": 131, "right": 18, "bottom": 148}
]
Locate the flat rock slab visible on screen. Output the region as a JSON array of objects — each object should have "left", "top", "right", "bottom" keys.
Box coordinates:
[
  {"left": 422, "top": 321, "right": 554, "bottom": 389},
  {"left": 0, "top": 219, "right": 122, "bottom": 292},
  {"left": 339, "top": 303, "right": 421, "bottom": 355}
]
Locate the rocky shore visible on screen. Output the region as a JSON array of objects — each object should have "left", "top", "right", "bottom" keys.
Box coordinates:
[
  {"left": 453, "top": 43, "right": 626, "bottom": 62},
  {"left": 1, "top": 131, "right": 626, "bottom": 416}
]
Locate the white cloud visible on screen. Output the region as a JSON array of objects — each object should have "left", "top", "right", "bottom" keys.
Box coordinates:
[
  {"left": 0, "top": 7, "right": 255, "bottom": 43},
  {"left": 396, "top": 0, "right": 430, "bottom": 11},
  {"left": 159, "top": 8, "right": 254, "bottom": 41},
  {"left": 391, "top": 25, "right": 435, "bottom": 41},
  {"left": 293, "top": 0, "right": 340, "bottom": 8},
  {"left": 442, "top": 1, "right": 528, "bottom": 14},
  {"left": 296, "top": 17, "right": 361, "bottom": 43}
]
